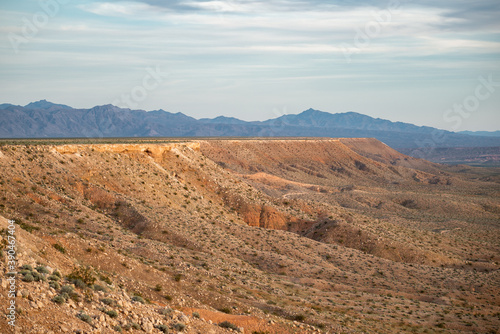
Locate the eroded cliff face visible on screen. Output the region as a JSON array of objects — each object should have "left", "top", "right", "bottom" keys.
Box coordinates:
[{"left": 54, "top": 142, "right": 200, "bottom": 162}]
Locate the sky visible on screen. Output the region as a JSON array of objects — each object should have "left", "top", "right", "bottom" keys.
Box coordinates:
[{"left": 0, "top": 0, "right": 499, "bottom": 131}]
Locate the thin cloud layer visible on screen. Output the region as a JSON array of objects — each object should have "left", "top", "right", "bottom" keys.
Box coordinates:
[{"left": 0, "top": 0, "right": 499, "bottom": 131}]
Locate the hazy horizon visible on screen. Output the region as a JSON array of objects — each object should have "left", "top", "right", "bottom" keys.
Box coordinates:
[
  {"left": 1, "top": 99, "right": 499, "bottom": 134},
  {"left": 1, "top": 0, "right": 499, "bottom": 131}
]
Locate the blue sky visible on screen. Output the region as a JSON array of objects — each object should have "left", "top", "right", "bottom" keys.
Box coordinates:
[{"left": 1, "top": 0, "right": 499, "bottom": 131}]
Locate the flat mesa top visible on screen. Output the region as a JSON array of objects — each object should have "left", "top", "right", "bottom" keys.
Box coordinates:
[{"left": 0, "top": 137, "right": 366, "bottom": 146}]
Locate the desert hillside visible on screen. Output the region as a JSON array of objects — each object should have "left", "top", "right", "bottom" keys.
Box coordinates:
[{"left": 0, "top": 138, "right": 499, "bottom": 334}]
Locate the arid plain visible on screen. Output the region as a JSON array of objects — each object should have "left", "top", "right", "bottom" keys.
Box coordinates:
[{"left": 0, "top": 138, "right": 499, "bottom": 333}]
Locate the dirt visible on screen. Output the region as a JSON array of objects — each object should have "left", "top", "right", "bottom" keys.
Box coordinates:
[{"left": 0, "top": 138, "right": 499, "bottom": 334}]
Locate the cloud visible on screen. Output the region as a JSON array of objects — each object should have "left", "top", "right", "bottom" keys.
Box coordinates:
[
  {"left": 1, "top": 0, "right": 499, "bottom": 130},
  {"left": 79, "top": 1, "right": 166, "bottom": 18}
]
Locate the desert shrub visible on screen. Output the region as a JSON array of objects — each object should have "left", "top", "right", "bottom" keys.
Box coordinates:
[
  {"left": 131, "top": 322, "right": 140, "bottom": 330},
  {"left": 67, "top": 266, "right": 95, "bottom": 286},
  {"left": 19, "top": 269, "right": 31, "bottom": 276},
  {"left": 53, "top": 243, "right": 66, "bottom": 253},
  {"left": 35, "top": 265, "right": 50, "bottom": 274},
  {"left": 192, "top": 312, "right": 200, "bottom": 319},
  {"left": 219, "top": 321, "right": 239, "bottom": 331},
  {"left": 73, "top": 278, "right": 86, "bottom": 289},
  {"left": 52, "top": 295, "right": 66, "bottom": 304},
  {"left": 20, "top": 264, "right": 33, "bottom": 271},
  {"left": 77, "top": 313, "right": 92, "bottom": 324},
  {"left": 93, "top": 284, "right": 107, "bottom": 292},
  {"left": 131, "top": 295, "right": 145, "bottom": 304},
  {"left": 52, "top": 270, "right": 61, "bottom": 278},
  {"left": 99, "top": 273, "right": 112, "bottom": 285},
  {"left": 19, "top": 222, "right": 39, "bottom": 233},
  {"left": 49, "top": 281, "right": 60, "bottom": 290},
  {"left": 172, "top": 323, "right": 186, "bottom": 331},
  {"left": 100, "top": 298, "right": 115, "bottom": 306},
  {"left": 157, "top": 324, "right": 169, "bottom": 333},
  {"left": 174, "top": 274, "right": 182, "bottom": 282},
  {"left": 60, "top": 285, "right": 74, "bottom": 294},
  {"left": 22, "top": 273, "right": 34, "bottom": 282},
  {"left": 401, "top": 199, "right": 417, "bottom": 209},
  {"left": 154, "top": 284, "right": 162, "bottom": 292},
  {"left": 113, "top": 325, "right": 122, "bottom": 332},
  {"left": 219, "top": 307, "right": 232, "bottom": 314},
  {"left": 354, "top": 160, "right": 368, "bottom": 171},
  {"left": 429, "top": 177, "right": 440, "bottom": 185},
  {"left": 293, "top": 314, "right": 306, "bottom": 322},
  {"left": 159, "top": 307, "right": 172, "bottom": 316},
  {"left": 69, "top": 291, "right": 81, "bottom": 302},
  {"left": 31, "top": 271, "right": 46, "bottom": 282},
  {"left": 48, "top": 274, "right": 60, "bottom": 281},
  {"left": 105, "top": 309, "right": 118, "bottom": 318}
]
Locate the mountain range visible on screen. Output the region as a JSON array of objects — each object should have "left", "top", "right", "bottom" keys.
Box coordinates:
[{"left": 1, "top": 100, "right": 499, "bottom": 149}]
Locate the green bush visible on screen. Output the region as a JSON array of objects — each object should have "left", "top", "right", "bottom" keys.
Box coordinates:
[
  {"left": 99, "top": 273, "right": 112, "bottom": 285},
  {"left": 157, "top": 324, "right": 169, "bottom": 333},
  {"left": 53, "top": 243, "right": 66, "bottom": 254},
  {"left": 48, "top": 275, "right": 60, "bottom": 281},
  {"left": 93, "top": 284, "right": 107, "bottom": 292},
  {"left": 192, "top": 312, "right": 200, "bottom": 319},
  {"left": 160, "top": 307, "right": 172, "bottom": 316},
  {"left": 52, "top": 295, "right": 66, "bottom": 304},
  {"left": 20, "top": 264, "right": 33, "bottom": 271},
  {"left": 105, "top": 309, "right": 118, "bottom": 318},
  {"left": 219, "top": 307, "right": 232, "bottom": 314},
  {"left": 31, "top": 271, "right": 46, "bottom": 282},
  {"left": 22, "top": 273, "right": 34, "bottom": 282},
  {"left": 101, "top": 298, "right": 115, "bottom": 306},
  {"left": 60, "top": 285, "right": 74, "bottom": 294},
  {"left": 219, "top": 321, "right": 239, "bottom": 331},
  {"left": 49, "top": 281, "right": 61, "bottom": 290},
  {"left": 293, "top": 314, "right": 306, "bottom": 322},
  {"left": 77, "top": 313, "right": 92, "bottom": 324},
  {"left": 36, "top": 265, "right": 50, "bottom": 274},
  {"left": 73, "top": 278, "right": 86, "bottom": 289},
  {"left": 172, "top": 323, "right": 186, "bottom": 331},
  {"left": 131, "top": 295, "right": 145, "bottom": 304}
]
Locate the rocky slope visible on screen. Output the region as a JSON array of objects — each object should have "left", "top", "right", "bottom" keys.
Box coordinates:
[{"left": 0, "top": 138, "right": 499, "bottom": 334}]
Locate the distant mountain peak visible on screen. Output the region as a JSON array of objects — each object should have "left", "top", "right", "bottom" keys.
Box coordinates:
[
  {"left": 1, "top": 101, "right": 499, "bottom": 149},
  {"left": 301, "top": 108, "right": 324, "bottom": 115},
  {"left": 25, "top": 100, "right": 72, "bottom": 110}
]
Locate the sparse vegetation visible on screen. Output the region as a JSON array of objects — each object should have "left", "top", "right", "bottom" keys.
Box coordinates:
[
  {"left": 219, "top": 321, "right": 239, "bottom": 331},
  {"left": 77, "top": 312, "right": 92, "bottom": 324},
  {"left": 53, "top": 243, "right": 66, "bottom": 254},
  {"left": 131, "top": 295, "right": 145, "bottom": 304},
  {"left": 67, "top": 266, "right": 96, "bottom": 286},
  {"left": 1, "top": 140, "right": 499, "bottom": 333}
]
